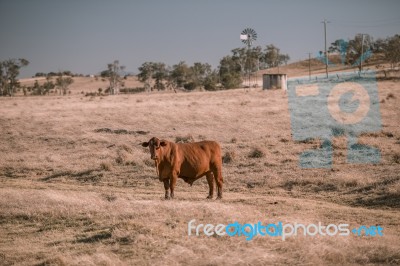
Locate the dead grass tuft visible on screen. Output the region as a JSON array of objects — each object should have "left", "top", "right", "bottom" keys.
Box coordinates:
[
  {"left": 393, "top": 153, "right": 400, "bottom": 164},
  {"left": 120, "top": 144, "right": 133, "bottom": 153},
  {"left": 100, "top": 161, "right": 113, "bottom": 171},
  {"left": 175, "top": 134, "right": 194, "bottom": 143},
  {"left": 76, "top": 230, "right": 113, "bottom": 243},
  {"left": 386, "top": 92, "right": 396, "bottom": 99},
  {"left": 102, "top": 193, "right": 117, "bottom": 202},
  {"left": 248, "top": 147, "right": 266, "bottom": 158},
  {"left": 143, "top": 159, "right": 155, "bottom": 167},
  {"left": 36, "top": 257, "right": 67, "bottom": 266},
  {"left": 222, "top": 151, "right": 236, "bottom": 164},
  {"left": 115, "top": 150, "right": 134, "bottom": 165}
]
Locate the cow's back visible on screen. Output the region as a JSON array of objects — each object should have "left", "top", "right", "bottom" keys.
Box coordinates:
[{"left": 175, "top": 141, "right": 221, "bottom": 178}]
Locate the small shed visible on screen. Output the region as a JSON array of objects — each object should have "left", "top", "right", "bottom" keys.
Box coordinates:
[{"left": 263, "top": 73, "right": 288, "bottom": 90}]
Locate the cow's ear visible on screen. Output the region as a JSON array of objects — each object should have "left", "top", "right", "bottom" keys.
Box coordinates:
[
  {"left": 141, "top": 142, "right": 149, "bottom": 147},
  {"left": 160, "top": 141, "right": 167, "bottom": 147}
]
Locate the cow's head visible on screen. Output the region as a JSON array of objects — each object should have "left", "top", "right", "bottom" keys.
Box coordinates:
[{"left": 142, "top": 137, "right": 167, "bottom": 160}]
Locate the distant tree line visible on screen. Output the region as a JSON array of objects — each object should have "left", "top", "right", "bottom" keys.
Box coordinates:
[
  {"left": 33, "top": 70, "right": 89, "bottom": 78},
  {"left": 136, "top": 44, "right": 290, "bottom": 91},
  {"left": 2, "top": 33, "right": 399, "bottom": 97},
  {"left": 22, "top": 74, "right": 74, "bottom": 96},
  {"left": 328, "top": 33, "right": 400, "bottom": 71},
  {"left": 137, "top": 61, "right": 219, "bottom": 91}
]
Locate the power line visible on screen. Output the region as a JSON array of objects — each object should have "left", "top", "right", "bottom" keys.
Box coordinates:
[
  {"left": 331, "top": 18, "right": 400, "bottom": 24},
  {"left": 330, "top": 18, "right": 400, "bottom": 28}
]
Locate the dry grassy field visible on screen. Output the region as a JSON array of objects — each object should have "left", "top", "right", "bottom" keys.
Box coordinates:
[{"left": 0, "top": 77, "right": 399, "bottom": 265}]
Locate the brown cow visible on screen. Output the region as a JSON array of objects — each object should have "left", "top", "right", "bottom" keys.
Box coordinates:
[{"left": 142, "top": 137, "right": 223, "bottom": 199}]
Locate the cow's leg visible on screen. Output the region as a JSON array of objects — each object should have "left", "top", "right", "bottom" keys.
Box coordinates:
[
  {"left": 163, "top": 179, "right": 170, "bottom": 200},
  {"left": 170, "top": 172, "right": 178, "bottom": 199},
  {"left": 206, "top": 172, "right": 214, "bottom": 199},
  {"left": 212, "top": 167, "right": 223, "bottom": 199}
]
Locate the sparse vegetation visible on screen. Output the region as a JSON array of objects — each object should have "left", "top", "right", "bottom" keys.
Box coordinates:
[
  {"left": 222, "top": 150, "right": 236, "bottom": 163},
  {"left": 100, "top": 162, "right": 113, "bottom": 171},
  {"left": 0, "top": 58, "right": 29, "bottom": 96},
  {"left": 103, "top": 60, "right": 125, "bottom": 95},
  {"left": 0, "top": 59, "right": 399, "bottom": 265},
  {"left": 55, "top": 74, "right": 74, "bottom": 95},
  {"left": 175, "top": 134, "right": 195, "bottom": 143},
  {"left": 248, "top": 147, "right": 266, "bottom": 158}
]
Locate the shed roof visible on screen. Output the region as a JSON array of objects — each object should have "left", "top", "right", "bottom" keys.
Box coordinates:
[{"left": 263, "top": 73, "right": 287, "bottom": 76}]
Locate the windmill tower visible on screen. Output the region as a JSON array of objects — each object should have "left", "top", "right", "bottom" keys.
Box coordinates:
[{"left": 240, "top": 28, "right": 257, "bottom": 88}]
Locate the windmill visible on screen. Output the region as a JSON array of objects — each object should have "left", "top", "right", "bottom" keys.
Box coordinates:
[
  {"left": 240, "top": 28, "right": 257, "bottom": 48},
  {"left": 240, "top": 28, "right": 257, "bottom": 88}
]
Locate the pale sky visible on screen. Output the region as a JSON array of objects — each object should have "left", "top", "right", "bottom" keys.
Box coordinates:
[{"left": 1, "top": 0, "right": 399, "bottom": 78}]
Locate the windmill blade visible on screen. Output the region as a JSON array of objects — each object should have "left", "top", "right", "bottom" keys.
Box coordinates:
[{"left": 240, "top": 28, "right": 257, "bottom": 46}]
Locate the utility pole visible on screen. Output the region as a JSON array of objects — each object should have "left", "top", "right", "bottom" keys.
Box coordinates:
[
  {"left": 322, "top": 19, "right": 330, "bottom": 78},
  {"left": 246, "top": 44, "right": 251, "bottom": 88},
  {"left": 307, "top": 52, "right": 312, "bottom": 80},
  {"left": 360, "top": 34, "right": 365, "bottom": 75}
]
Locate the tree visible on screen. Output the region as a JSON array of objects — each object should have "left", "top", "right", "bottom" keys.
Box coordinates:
[
  {"left": 219, "top": 56, "right": 242, "bottom": 89},
  {"left": 43, "top": 79, "right": 55, "bottom": 95},
  {"left": 279, "top": 54, "right": 290, "bottom": 66},
  {"left": 230, "top": 46, "right": 262, "bottom": 87},
  {"left": 231, "top": 47, "right": 247, "bottom": 76},
  {"left": 138, "top": 62, "right": 156, "bottom": 91},
  {"left": 32, "top": 80, "right": 42, "bottom": 95},
  {"left": 231, "top": 46, "right": 262, "bottom": 75},
  {"left": 248, "top": 46, "right": 263, "bottom": 71},
  {"left": 100, "top": 69, "right": 111, "bottom": 78},
  {"left": 262, "top": 44, "right": 289, "bottom": 69},
  {"left": 152, "top": 62, "right": 167, "bottom": 91},
  {"left": 372, "top": 38, "right": 387, "bottom": 53},
  {"left": 0, "top": 58, "right": 29, "bottom": 96},
  {"left": 188, "top": 62, "right": 212, "bottom": 90},
  {"left": 170, "top": 61, "right": 190, "bottom": 89},
  {"left": 138, "top": 62, "right": 168, "bottom": 91},
  {"left": 383, "top": 34, "right": 400, "bottom": 69},
  {"left": 328, "top": 39, "right": 349, "bottom": 64},
  {"left": 346, "top": 34, "right": 373, "bottom": 71},
  {"left": 105, "top": 60, "right": 125, "bottom": 95},
  {"left": 137, "top": 61, "right": 218, "bottom": 92},
  {"left": 203, "top": 69, "right": 219, "bottom": 91},
  {"left": 55, "top": 74, "right": 74, "bottom": 95}
]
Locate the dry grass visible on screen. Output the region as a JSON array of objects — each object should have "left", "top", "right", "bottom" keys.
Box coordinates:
[{"left": 0, "top": 79, "right": 399, "bottom": 265}]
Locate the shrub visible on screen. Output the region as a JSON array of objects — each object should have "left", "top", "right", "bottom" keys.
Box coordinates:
[
  {"left": 222, "top": 151, "right": 236, "bottom": 164},
  {"left": 393, "top": 153, "right": 400, "bottom": 164},
  {"left": 184, "top": 82, "right": 197, "bottom": 91},
  {"left": 248, "top": 147, "right": 266, "bottom": 158},
  {"left": 387, "top": 93, "right": 396, "bottom": 100},
  {"left": 119, "top": 87, "right": 145, "bottom": 94},
  {"left": 100, "top": 162, "right": 113, "bottom": 171},
  {"left": 175, "top": 135, "right": 194, "bottom": 143}
]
